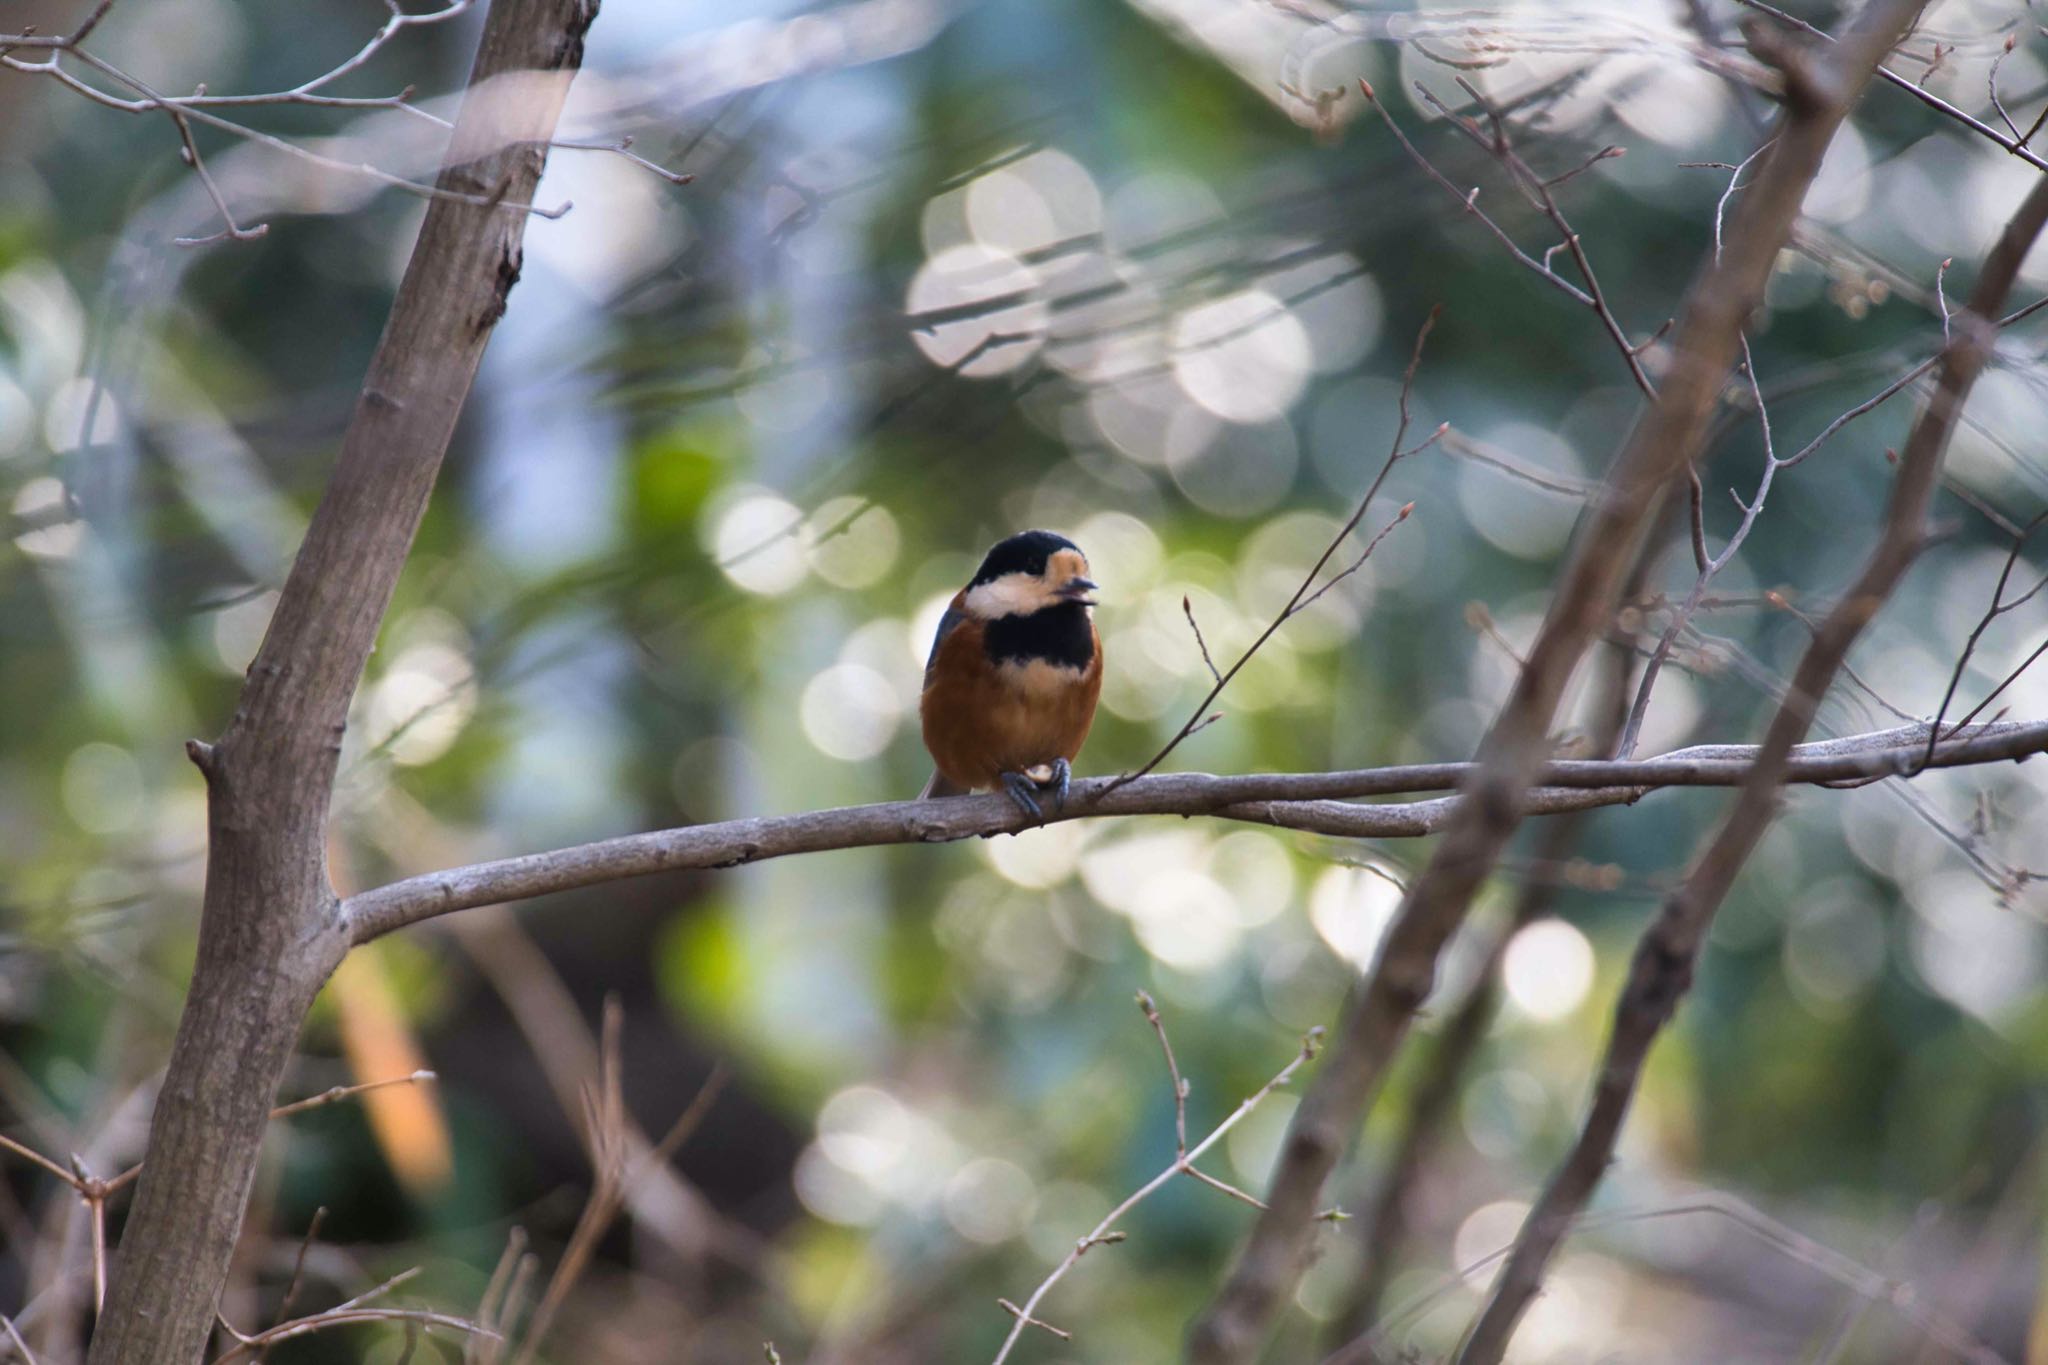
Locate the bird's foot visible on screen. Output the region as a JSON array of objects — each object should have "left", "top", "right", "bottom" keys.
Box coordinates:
[
  {"left": 1000, "top": 770, "right": 1046, "bottom": 823},
  {"left": 1003, "top": 759, "right": 1072, "bottom": 820},
  {"left": 1045, "top": 757, "right": 1072, "bottom": 810}
]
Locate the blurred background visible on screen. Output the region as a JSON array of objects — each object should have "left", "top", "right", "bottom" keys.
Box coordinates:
[{"left": 4, "top": 0, "right": 2048, "bottom": 1360}]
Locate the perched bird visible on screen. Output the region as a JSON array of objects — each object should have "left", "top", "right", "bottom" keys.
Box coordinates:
[{"left": 919, "top": 530, "right": 1103, "bottom": 818}]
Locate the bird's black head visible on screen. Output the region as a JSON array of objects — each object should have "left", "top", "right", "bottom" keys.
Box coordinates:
[
  {"left": 970, "top": 530, "right": 1078, "bottom": 587},
  {"left": 962, "top": 530, "right": 1097, "bottom": 619}
]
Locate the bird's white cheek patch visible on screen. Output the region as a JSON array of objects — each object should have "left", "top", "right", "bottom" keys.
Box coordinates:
[
  {"left": 997, "top": 657, "right": 1089, "bottom": 697},
  {"left": 965, "top": 574, "right": 1047, "bottom": 619}
]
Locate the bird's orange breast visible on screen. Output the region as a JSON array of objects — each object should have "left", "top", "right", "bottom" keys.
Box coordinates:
[{"left": 920, "top": 609, "right": 1102, "bottom": 793}]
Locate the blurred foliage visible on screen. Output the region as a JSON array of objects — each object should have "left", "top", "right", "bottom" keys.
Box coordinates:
[{"left": 4, "top": 0, "right": 2048, "bottom": 1361}]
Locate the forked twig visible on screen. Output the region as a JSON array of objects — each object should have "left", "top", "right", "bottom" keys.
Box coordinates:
[
  {"left": 989, "top": 1003, "right": 1323, "bottom": 1365},
  {"left": 1923, "top": 510, "right": 2048, "bottom": 764},
  {"left": 1108, "top": 308, "right": 1439, "bottom": 791}
]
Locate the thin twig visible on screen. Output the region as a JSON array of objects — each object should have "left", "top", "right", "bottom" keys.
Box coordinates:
[
  {"left": 1924, "top": 511, "right": 2048, "bottom": 763},
  {"left": 95, "top": 1070, "right": 438, "bottom": 1198},
  {"left": 1421, "top": 76, "right": 1655, "bottom": 396},
  {"left": 1137, "top": 991, "right": 1189, "bottom": 1157},
  {"left": 1618, "top": 332, "right": 1783, "bottom": 756},
  {"left": 1182, "top": 599, "right": 1223, "bottom": 688},
  {"left": 0, "top": 1134, "right": 81, "bottom": 1189},
  {"left": 1329, "top": 1192, "right": 2004, "bottom": 1365},
  {"left": 989, "top": 1021, "right": 1323, "bottom": 1365},
  {"left": 0, "top": 1314, "right": 37, "bottom": 1365},
  {"left": 509, "top": 1000, "right": 725, "bottom": 1365},
  {"left": 1734, "top": 0, "right": 2048, "bottom": 174},
  {"left": 269, "top": 1071, "right": 438, "bottom": 1120},
  {"left": 1109, "top": 307, "right": 1439, "bottom": 791},
  {"left": 253, "top": 1207, "right": 327, "bottom": 1365}
]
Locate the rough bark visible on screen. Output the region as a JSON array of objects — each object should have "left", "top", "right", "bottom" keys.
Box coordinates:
[{"left": 86, "top": 3, "right": 598, "bottom": 1361}]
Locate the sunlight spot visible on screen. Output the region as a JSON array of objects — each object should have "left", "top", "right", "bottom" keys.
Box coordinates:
[
  {"left": 965, "top": 148, "right": 1101, "bottom": 255},
  {"left": 1309, "top": 864, "right": 1401, "bottom": 971},
  {"left": 1171, "top": 289, "right": 1312, "bottom": 423},
  {"left": 906, "top": 244, "right": 1045, "bottom": 378},
  {"left": 61, "top": 742, "right": 143, "bottom": 835},
  {"left": 709, "top": 492, "right": 810, "bottom": 596},
  {"left": 806, "top": 497, "right": 900, "bottom": 588},
  {"left": 1167, "top": 412, "right": 1297, "bottom": 518},
  {"left": 1452, "top": 1200, "right": 1530, "bottom": 1289},
  {"left": 800, "top": 662, "right": 903, "bottom": 761},
  {"left": 12, "top": 476, "right": 82, "bottom": 560},
  {"left": 365, "top": 640, "right": 477, "bottom": 767},
  {"left": 1502, "top": 919, "right": 1595, "bottom": 1022},
  {"left": 1456, "top": 423, "right": 1582, "bottom": 561},
  {"left": 943, "top": 1157, "right": 1038, "bottom": 1244},
  {"left": 210, "top": 590, "right": 278, "bottom": 676},
  {"left": 1907, "top": 871, "right": 2044, "bottom": 1024},
  {"left": 982, "top": 818, "right": 1089, "bottom": 889},
  {"left": 1210, "top": 831, "right": 1296, "bottom": 928}
]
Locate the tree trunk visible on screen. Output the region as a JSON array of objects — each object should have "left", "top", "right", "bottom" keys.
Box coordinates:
[{"left": 86, "top": 3, "right": 599, "bottom": 1360}]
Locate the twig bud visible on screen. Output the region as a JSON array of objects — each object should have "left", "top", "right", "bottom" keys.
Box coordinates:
[{"left": 1357, "top": 77, "right": 1375, "bottom": 103}]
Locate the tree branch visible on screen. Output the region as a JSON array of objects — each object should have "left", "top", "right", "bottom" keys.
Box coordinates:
[
  {"left": 1183, "top": 6, "right": 1932, "bottom": 1360},
  {"left": 1453, "top": 167, "right": 2048, "bottom": 1365},
  {"left": 337, "top": 720, "right": 2048, "bottom": 945},
  {"left": 85, "top": 3, "right": 600, "bottom": 1361}
]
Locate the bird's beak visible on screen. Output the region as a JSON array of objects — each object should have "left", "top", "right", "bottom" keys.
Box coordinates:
[{"left": 1058, "top": 576, "right": 1098, "bottom": 605}]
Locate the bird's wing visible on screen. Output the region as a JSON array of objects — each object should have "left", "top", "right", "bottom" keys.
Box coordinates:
[{"left": 922, "top": 602, "right": 967, "bottom": 688}]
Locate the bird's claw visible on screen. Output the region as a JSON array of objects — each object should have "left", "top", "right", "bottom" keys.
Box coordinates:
[
  {"left": 1047, "top": 757, "right": 1071, "bottom": 811},
  {"left": 1000, "top": 759, "right": 1072, "bottom": 822},
  {"left": 1000, "top": 771, "right": 1045, "bottom": 822}
]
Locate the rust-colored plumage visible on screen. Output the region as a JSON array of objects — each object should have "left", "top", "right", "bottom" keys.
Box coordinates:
[
  {"left": 918, "top": 530, "right": 1103, "bottom": 815},
  {"left": 921, "top": 598, "right": 1102, "bottom": 792}
]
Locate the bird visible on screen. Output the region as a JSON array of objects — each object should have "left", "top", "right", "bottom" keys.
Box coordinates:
[{"left": 919, "top": 529, "right": 1103, "bottom": 819}]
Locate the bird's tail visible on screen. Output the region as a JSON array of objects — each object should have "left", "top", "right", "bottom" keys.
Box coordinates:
[{"left": 919, "top": 770, "right": 968, "bottom": 800}]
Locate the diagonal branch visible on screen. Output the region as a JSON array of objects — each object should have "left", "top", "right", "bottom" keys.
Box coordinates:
[
  {"left": 1183, "top": 6, "right": 1933, "bottom": 1360},
  {"left": 1453, "top": 169, "right": 2048, "bottom": 1365}
]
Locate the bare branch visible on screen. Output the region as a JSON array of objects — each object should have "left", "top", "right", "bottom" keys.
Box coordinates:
[
  {"left": 1618, "top": 333, "right": 1781, "bottom": 756},
  {"left": 509, "top": 1002, "right": 725, "bottom": 1365},
  {"left": 0, "top": 1314, "right": 37, "bottom": 1365},
  {"left": 1182, "top": 598, "right": 1223, "bottom": 688},
  {"left": 1328, "top": 557, "right": 1647, "bottom": 1347},
  {"left": 1186, "top": 7, "right": 1935, "bottom": 1358},
  {"left": 1415, "top": 76, "right": 1655, "bottom": 395},
  {"left": 989, "top": 1018, "right": 1322, "bottom": 1365},
  {"left": 268, "top": 1071, "right": 438, "bottom": 1121},
  {"left": 86, "top": 2, "right": 602, "bottom": 1357},
  {"left": 1925, "top": 511, "right": 2048, "bottom": 762},
  {"left": 1454, "top": 167, "right": 2048, "bottom": 1365},
  {"left": 337, "top": 721, "right": 2048, "bottom": 944},
  {"left": 253, "top": 1208, "right": 328, "bottom": 1365},
  {"left": 1111, "top": 307, "right": 1439, "bottom": 790},
  {"left": 1734, "top": 0, "right": 2048, "bottom": 174},
  {"left": 1334, "top": 1192, "right": 2004, "bottom": 1365}
]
